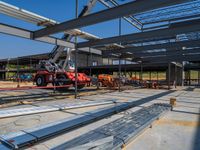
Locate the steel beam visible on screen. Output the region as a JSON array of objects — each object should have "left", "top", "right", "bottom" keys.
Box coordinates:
[
  {"left": 121, "top": 48, "right": 200, "bottom": 58},
  {"left": 103, "top": 39, "right": 200, "bottom": 56},
  {"left": 143, "top": 14, "right": 200, "bottom": 26},
  {"left": 52, "top": 103, "right": 171, "bottom": 150},
  {"left": 78, "top": 19, "right": 200, "bottom": 48},
  {"left": 0, "top": 23, "right": 102, "bottom": 55},
  {"left": 140, "top": 54, "right": 200, "bottom": 63},
  {"left": 0, "top": 23, "right": 74, "bottom": 48},
  {"left": 33, "top": 0, "right": 190, "bottom": 38},
  {"left": 0, "top": 100, "right": 116, "bottom": 118}
]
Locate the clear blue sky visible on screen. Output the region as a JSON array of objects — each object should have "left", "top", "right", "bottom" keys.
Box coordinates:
[{"left": 0, "top": 0, "right": 138, "bottom": 59}]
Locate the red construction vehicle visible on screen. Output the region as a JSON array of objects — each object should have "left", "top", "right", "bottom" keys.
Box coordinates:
[
  {"left": 34, "top": 48, "right": 90, "bottom": 89},
  {"left": 34, "top": 0, "right": 98, "bottom": 89}
]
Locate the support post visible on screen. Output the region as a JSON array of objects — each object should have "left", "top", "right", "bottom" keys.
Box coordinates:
[
  {"left": 198, "top": 70, "right": 200, "bottom": 86},
  {"left": 7, "top": 58, "right": 10, "bottom": 80},
  {"left": 174, "top": 63, "right": 177, "bottom": 88},
  {"left": 75, "top": 0, "right": 78, "bottom": 99},
  {"left": 157, "top": 71, "right": 159, "bottom": 83},
  {"left": 30, "top": 57, "right": 32, "bottom": 74},
  {"left": 149, "top": 71, "right": 152, "bottom": 81},
  {"left": 118, "top": 57, "right": 121, "bottom": 92},
  {"left": 168, "top": 62, "right": 171, "bottom": 90},
  {"left": 189, "top": 70, "right": 191, "bottom": 86},
  {"left": 135, "top": 71, "right": 136, "bottom": 79},
  {"left": 17, "top": 57, "right": 20, "bottom": 88},
  {"left": 182, "top": 61, "right": 185, "bottom": 87},
  {"left": 89, "top": 47, "right": 92, "bottom": 77},
  {"left": 118, "top": 17, "right": 122, "bottom": 92},
  {"left": 140, "top": 61, "right": 143, "bottom": 81}
]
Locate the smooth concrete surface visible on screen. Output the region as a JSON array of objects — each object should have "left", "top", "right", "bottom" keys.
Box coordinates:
[{"left": 0, "top": 87, "right": 199, "bottom": 150}]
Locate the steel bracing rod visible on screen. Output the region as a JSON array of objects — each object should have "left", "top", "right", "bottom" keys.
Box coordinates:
[
  {"left": 78, "top": 19, "right": 200, "bottom": 48},
  {"left": 0, "top": 23, "right": 102, "bottom": 55},
  {"left": 98, "top": 0, "right": 142, "bottom": 30},
  {"left": 102, "top": 39, "right": 200, "bottom": 56},
  {"left": 109, "top": 0, "right": 143, "bottom": 25},
  {"left": 33, "top": 0, "right": 190, "bottom": 38}
]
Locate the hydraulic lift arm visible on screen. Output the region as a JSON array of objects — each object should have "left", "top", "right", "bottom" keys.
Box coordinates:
[{"left": 48, "top": 0, "right": 98, "bottom": 69}]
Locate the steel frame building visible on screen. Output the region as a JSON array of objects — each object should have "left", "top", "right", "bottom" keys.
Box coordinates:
[{"left": 0, "top": 0, "right": 200, "bottom": 89}]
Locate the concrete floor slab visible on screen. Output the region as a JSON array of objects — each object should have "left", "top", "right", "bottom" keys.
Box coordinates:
[{"left": 0, "top": 88, "right": 199, "bottom": 150}]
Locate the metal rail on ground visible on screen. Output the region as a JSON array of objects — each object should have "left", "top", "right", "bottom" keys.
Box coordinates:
[
  {"left": 0, "top": 90, "right": 173, "bottom": 149},
  {"left": 52, "top": 103, "right": 171, "bottom": 150},
  {"left": 0, "top": 99, "right": 117, "bottom": 118}
]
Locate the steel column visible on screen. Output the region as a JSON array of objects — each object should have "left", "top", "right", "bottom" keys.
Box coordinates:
[
  {"left": 140, "top": 62, "right": 143, "bottom": 81},
  {"left": 198, "top": 71, "right": 200, "bottom": 86},
  {"left": 17, "top": 57, "right": 20, "bottom": 88},
  {"left": 118, "top": 17, "right": 122, "bottom": 92},
  {"left": 75, "top": 0, "right": 78, "bottom": 99},
  {"left": 182, "top": 62, "right": 185, "bottom": 87},
  {"left": 174, "top": 63, "right": 177, "bottom": 88},
  {"left": 168, "top": 63, "right": 171, "bottom": 90}
]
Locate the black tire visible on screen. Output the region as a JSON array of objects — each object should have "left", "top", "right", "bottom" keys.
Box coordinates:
[
  {"left": 55, "top": 75, "right": 69, "bottom": 89},
  {"left": 98, "top": 82, "right": 103, "bottom": 87},
  {"left": 36, "top": 75, "right": 47, "bottom": 87},
  {"left": 77, "top": 84, "right": 85, "bottom": 89}
]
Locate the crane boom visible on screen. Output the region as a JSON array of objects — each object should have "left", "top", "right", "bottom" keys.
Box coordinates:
[{"left": 49, "top": 0, "right": 98, "bottom": 64}]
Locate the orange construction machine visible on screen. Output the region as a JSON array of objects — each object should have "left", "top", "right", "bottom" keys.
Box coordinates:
[{"left": 98, "top": 74, "right": 119, "bottom": 88}]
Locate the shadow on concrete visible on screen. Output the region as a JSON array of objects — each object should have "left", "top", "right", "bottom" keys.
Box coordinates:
[
  {"left": 0, "top": 88, "right": 101, "bottom": 104},
  {"left": 192, "top": 108, "right": 200, "bottom": 150},
  {"left": 184, "top": 87, "right": 195, "bottom": 91},
  {"left": 0, "top": 92, "right": 70, "bottom": 104},
  {"left": 176, "top": 100, "right": 200, "bottom": 105},
  {"left": 173, "top": 110, "right": 200, "bottom": 115}
]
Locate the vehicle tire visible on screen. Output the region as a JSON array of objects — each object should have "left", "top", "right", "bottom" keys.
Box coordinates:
[
  {"left": 56, "top": 75, "right": 69, "bottom": 89},
  {"left": 36, "top": 75, "right": 47, "bottom": 87},
  {"left": 77, "top": 84, "right": 85, "bottom": 89},
  {"left": 98, "top": 82, "right": 103, "bottom": 87}
]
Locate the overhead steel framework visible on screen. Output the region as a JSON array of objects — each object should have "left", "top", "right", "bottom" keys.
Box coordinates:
[
  {"left": 98, "top": 0, "right": 143, "bottom": 30},
  {"left": 33, "top": 0, "right": 190, "bottom": 38},
  {"left": 103, "top": 39, "right": 200, "bottom": 56},
  {"left": 77, "top": 19, "right": 200, "bottom": 48},
  {"left": 0, "top": 23, "right": 101, "bottom": 55},
  {"left": 0, "top": 1, "right": 123, "bottom": 50},
  {"left": 0, "top": 0, "right": 200, "bottom": 67}
]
